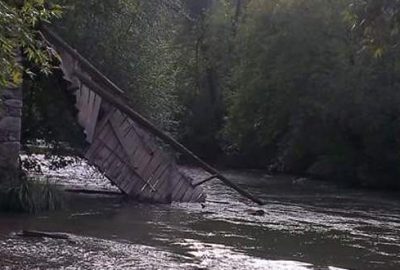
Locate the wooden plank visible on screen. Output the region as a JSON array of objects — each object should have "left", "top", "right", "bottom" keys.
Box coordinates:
[
  {"left": 85, "top": 119, "right": 112, "bottom": 161},
  {"left": 148, "top": 164, "right": 171, "bottom": 202},
  {"left": 176, "top": 173, "right": 195, "bottom": 201},
  {"left": 125, "top": 172, "right": 143, "bottom": 195},
  {"left": 75, "top": 82, "right": 82, "bottom": 107},
  {"left": 131, "top": 146, "right": 152, "bottom": 174},
  {"left": 109, "top": 116, "right": 157, "bottom": 194},
  {"left": 113, "top": 161, "right": 147, "bottom": 194},
  {"left": 110, "top": 113, "right": 143, "bottom": 162},
  {"left": 158, "top": 166, "right": 176, "bottom": 194},
  {"left": 77, "top": 84, "right": 90, "bottom": 129},
  {"left": 91, "top": 126, "right": 116, "bottom": 166},
  {"left": 141, "top": 153, "right": 162, "bottom": 182},
  {"left": 135, "top": 160, "right": 165, "bottom": 202},
  {"left": 115, "top": 150, "right": 137, "bottom": 192},
  {"left": 128, "top": 176, "right": 145, "bottom": 198},
  {"left": 85, "top": 92, "right": 102, "bottom": 143},
  {"left": 137, "top": 147, "right": 154, "bottom": 175},
  {"left": 175, "top": 181, "right": 190, "bottom": 202},
  {"left": 93, "top": 108, "right": 115, "bottom": 139},
  {"left": 102, "top": 149, "right": 134, "bottom": 194},
  {"left": 129, "top": 171, "right": 151, "bottom": 201},
  {"left": 111, "top": 112, "right": 162, "bottom": 186},
  {"left": 151, "top": 163, "right": 170, "bottom": 190},
  {"left": 132, "top": 122, "right": 157, "bottom": 154},
  {"left": 84, "top": 88, "right": 94, "bottom": 128},
  {"left": 110, "top": 159, "right": 137, "bottom": 195},
  {"left": 123, "top": 129, "right": 142, "bottom": 157},
  {"left": 84, "top": 138, "right": 101, "bottom": 161},
  {"left": 106, "top": 126, "right": 157, "bottom": 195},
  {"left": 165, "top": 168, "right": 182, "bottom": 189},
  {"left": 171, "top": 181, "right": 186, "bottom": 202},
  {"left": 92, "top": 145, "right": 110, "bottom": 168},
  {"left": 128, "top": 131, "right": 143, "bottom": 160},
  {"left": 122, "top": 121, "right": 133, "bottom": 137},
  {"left": 105, "top": 148, "right": 124, "bottom": 179},
  {"left": 136, "top": 161, "right": 168, "bottom": 201},
  {"left": 97, "top": 144, "right": 115, "bottom": 170},
  {"left": 105, "top": 159, "right": 123, "bottom": 185},
  {"left": 117, "top": 170, "right": 131, "bottom": 193},
  {"left": 187, "top": 186, "right": 200, "bottom": 202},
  {"left": 153, "top": 163, "right": 185, "bottom": 197},
  {"left": 142, "top": 160, "right": 158, "bottom": 193},
  {"left": 127, "top": 168, "right": 149, "bottom": 196},
  {"left": 171, "top": 175, "right": 186, "bottom": 199},
  {"left": 115, "top": 164, "right": 130, "bottom": 188},
  {"left": 102, "top": 146, "right": 127, "bottom": 179},
  {"left": 182, "top": 183, "right": 195, "bottom": 202},
  {"left": 146, "top": 164, "right": 168, "bottom": 202},
  {"left": 111, "top": 115, "right": 143, "bottom": 157},
  {"left": 142, "top": 154, "right": 163, "bottom": 185},
  {"left": 190, "top": 186, "right": 206, "bottom": 202},
  {"left": 93, "top": 124, "right": 120, "bottom": 170}
]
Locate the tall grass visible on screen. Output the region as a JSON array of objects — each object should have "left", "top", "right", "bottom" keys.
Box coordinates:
[{"left": 0, "top": 172, "right": 63, "bottom": 213}]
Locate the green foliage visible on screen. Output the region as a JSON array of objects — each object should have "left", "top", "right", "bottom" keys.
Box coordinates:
[{"left": 0, "top": 0, "right": 62, "bottom": 87}]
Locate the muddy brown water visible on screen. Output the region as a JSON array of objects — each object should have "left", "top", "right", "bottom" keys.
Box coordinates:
[{"left": 0, "top": 168, "right": 399, "bottom": 269}]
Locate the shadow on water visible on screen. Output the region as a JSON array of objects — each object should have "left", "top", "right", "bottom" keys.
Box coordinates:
[{"left": 0, "top": 167, "right": 400, "bottom": 269}]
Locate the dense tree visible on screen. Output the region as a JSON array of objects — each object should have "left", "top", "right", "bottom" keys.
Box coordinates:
[
  {"left": 224, "top": 0, "right": 400, "bottom": 188},
  {"left": 21, "top": 0, "right": 400, "bottom": 189}
]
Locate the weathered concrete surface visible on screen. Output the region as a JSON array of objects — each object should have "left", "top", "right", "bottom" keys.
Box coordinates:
[{"left": 0, "top": 86, "right": 22, "bottom": 172}]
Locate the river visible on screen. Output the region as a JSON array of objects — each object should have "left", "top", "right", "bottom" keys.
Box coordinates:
[{"left": 0, "top": 163, "right": 399, "bottom": 269}]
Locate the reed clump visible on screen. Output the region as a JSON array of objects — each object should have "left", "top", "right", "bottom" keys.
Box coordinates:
[{"left": 0, "top": 170, "right": 63, "bottom": 213}]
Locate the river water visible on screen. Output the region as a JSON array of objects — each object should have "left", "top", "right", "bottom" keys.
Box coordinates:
[{"left": 0, "top": 163, "right": 400, "bottom": 269}]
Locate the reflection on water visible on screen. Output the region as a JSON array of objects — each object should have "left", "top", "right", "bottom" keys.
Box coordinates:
[
  {"left": 0, "top": 166, "right": 400, "bottom": 269},
  {"left": 0, "top": 236, "right": 317, "bottom": 270}
]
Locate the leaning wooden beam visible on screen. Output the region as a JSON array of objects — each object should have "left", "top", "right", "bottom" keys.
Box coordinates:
[
  {"left": 193, "top": 174, "right": 219, "bottom": 187},
  {"left": 40, "top": 27, "right": 265, "bottom": 206}
]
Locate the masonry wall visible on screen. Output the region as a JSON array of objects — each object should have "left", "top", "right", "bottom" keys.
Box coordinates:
[{"left": 0, "top": 85, "right": 22, "bottom": 173}]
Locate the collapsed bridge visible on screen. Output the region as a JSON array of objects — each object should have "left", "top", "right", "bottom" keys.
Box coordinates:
[{"left": 30, "top": 27, "right": 264, "bottom": 205}]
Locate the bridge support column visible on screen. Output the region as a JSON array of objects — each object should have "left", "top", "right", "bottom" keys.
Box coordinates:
[{"left": 0, "top": 84, "right": 22, "bottom": 180}]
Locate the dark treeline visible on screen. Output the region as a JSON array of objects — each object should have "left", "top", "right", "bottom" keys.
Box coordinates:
[{"left": 22, "top": 0, "right": 400, "bottom": 189}]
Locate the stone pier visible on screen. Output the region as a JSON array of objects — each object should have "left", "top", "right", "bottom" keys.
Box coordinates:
[{"left": 0, "top": 85, "right": 22, "bottom": 174}]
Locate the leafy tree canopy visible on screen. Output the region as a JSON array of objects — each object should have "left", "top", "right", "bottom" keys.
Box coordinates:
[{"left": 0, "top": 0, "right": 61, "bottom": 87}]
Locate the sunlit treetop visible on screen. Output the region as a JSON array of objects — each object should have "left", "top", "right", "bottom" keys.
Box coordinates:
[{"left": 0, "top": 0, "right": 62, "bottom": 87}]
